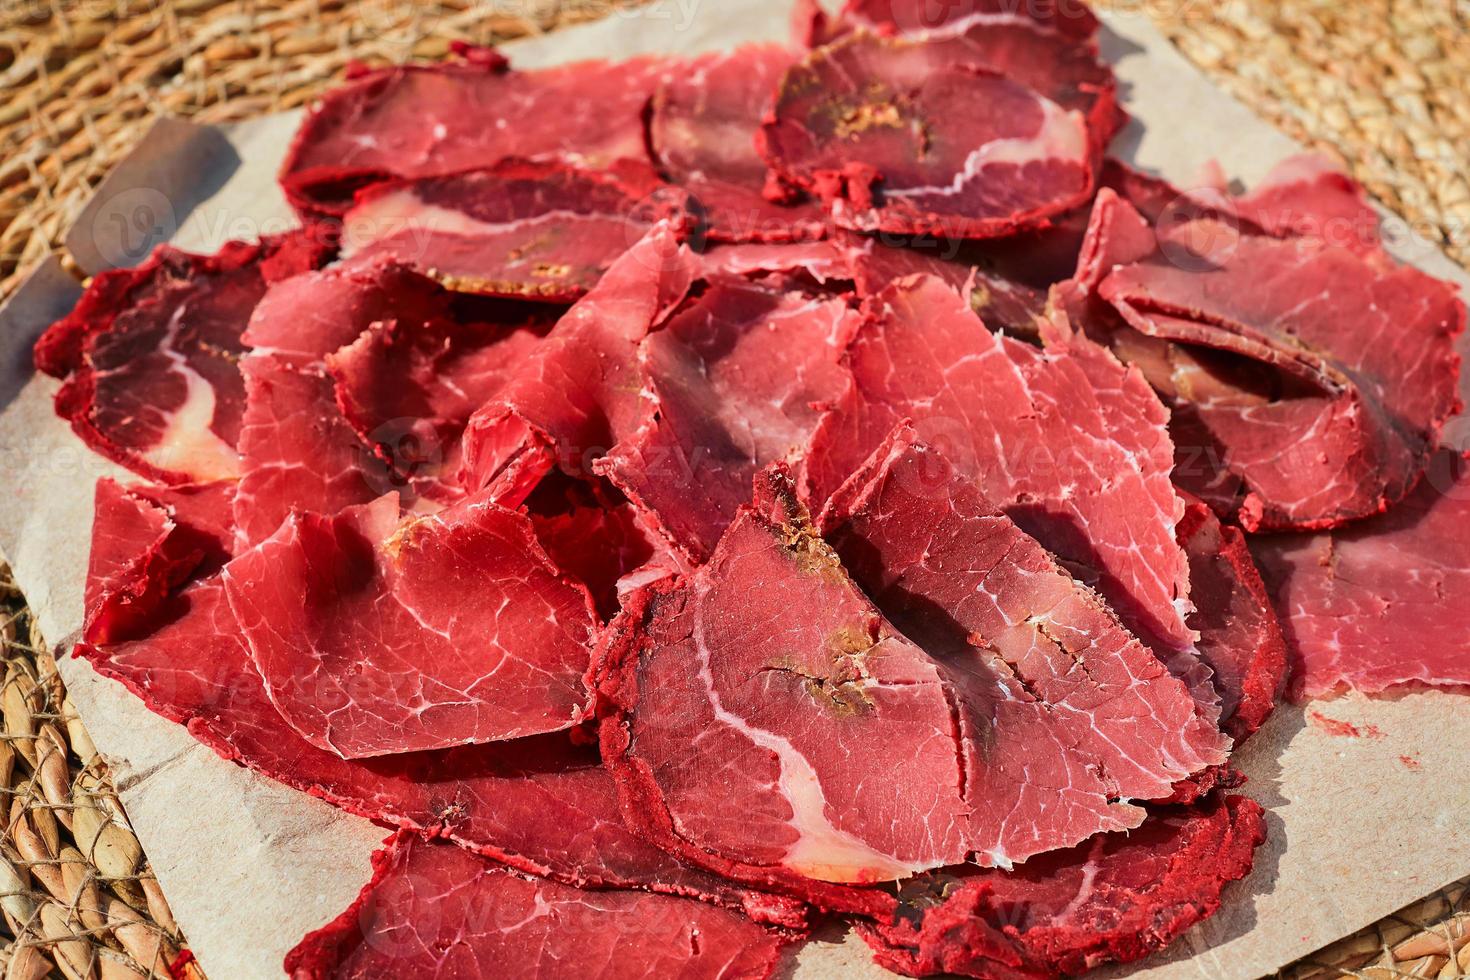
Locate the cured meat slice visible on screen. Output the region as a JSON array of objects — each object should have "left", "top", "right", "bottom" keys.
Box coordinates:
[
  {"left": 1230, "top": 154, "right": 1381, "bottom": 256},
  {"left": 598, "top": 278, "right": 859, "bottom": 561},
  {"left": 840, "top": 206, "right": 1090, "bottom": 336},
  {"left": 232, "top": 356, "right": 385, "bottom": 548},
  {"left": 822, "top": 427, "right": 1227, "bottom": 823},
  {"left": 84, "top": 595, "right": 800, "bottom": 918},
  {"left": 326, "top": 309, "right": 549, "bottom": 502},
  {"left": 33, "top": 234, "right": 327, "bottom": 484},
  {"left": 340, "top": 160, "right": 688, "bottom": 301},
  {"left": 696, "top": 240, "right": 853, "bottom": 284},
  {"left": 1102, "top": 155, "right": 1381, "bottom": 257},
  {"left": 835, "top": 0, "right": 1100, "bottom": 40},
  {"left": 596, "top": 478, "right": 955, "bottom": 912},
  {"left": 1177, "top": 497, "right": 1288, "bottom": 743},
  {"left": 858, "top": 794, "right": 1266, "bottom": 979},
  {"left": 222, "top": 492, "right": 597, "bottom": 757},
  {"left": 243, "top": 261, "right": 452, "bottom": 364},
  {"left": 803, "top": 274, "right": 1196, "bottom": 654},
  {"left": 878, "top": 19, "right": 1119, "bottom": 150},
  {"left": 287, "top": 833, "right": 791, "bottom": 980},
  {"left": 246, "top": 260, "right": 557, "bottom": 508},
  {"left": 649, "top": 45, "right": 826, "bottom": 243},
  {"left": 761, "top": 33, "right": 1094, "bottom": 238},
  {"left": 597, "top": 463, "right": 1222, "bottom": 911},
  {"left": 458, "top": 224, "right": 698, "bottom": 497},
  {"left": 524, "top": 475, "right": 660, "bottom": 621},
  {"left": 1095, "top": 202, "right": 1465, "bottom": 530},
  {"left": 1251, "top": 450, "right": 1470, "bottom": 698},
  {"left": 85, "top": 479, "right": 235, "bottom": 645},
  {"left": 78, "top": 485, "right": 805, "bottom": 925},
  {"left": 280, "top": 53, "right": 672, "bottom": 217}
]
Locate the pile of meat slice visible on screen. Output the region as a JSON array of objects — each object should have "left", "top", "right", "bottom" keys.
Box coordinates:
[{"left": 35, "top": 1, "right": 1467, "bottom": 978}]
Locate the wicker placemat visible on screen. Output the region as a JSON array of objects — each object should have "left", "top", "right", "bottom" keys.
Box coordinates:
[
  {"left": 1, "top": 566, "right": 197, "bottom": 980},
  {"left": 0, "top": 2, "right": 1467, "bottom": 978},
  {"left": 1100, "top": 0, "right": 1470, "bottom": 272}
]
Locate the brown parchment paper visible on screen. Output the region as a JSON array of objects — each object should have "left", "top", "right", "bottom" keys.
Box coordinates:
[{"left": 0, "top": 3, "right": 1467, "bottom": 977}]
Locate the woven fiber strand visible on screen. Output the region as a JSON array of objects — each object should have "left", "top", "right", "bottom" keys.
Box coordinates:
[
  {"left": 1, "top": 1, "right": 1469, "bottom": 978},
  {"left": 0, "top": 0, "right": 642, "bottom": 298},
  {"left": 1101, "top": 0, "right": 1470, "bottom": 271},
  {"left": 1282, "top": 882, "right": 1470, "bottom": 980},
  {"left": 1, "top": 566, "right": 198, "bottom": 980}
]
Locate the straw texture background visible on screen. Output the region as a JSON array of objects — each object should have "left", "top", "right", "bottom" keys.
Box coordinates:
[{"left": 0, "top": 1, "right": 1466, "bottom": 977}]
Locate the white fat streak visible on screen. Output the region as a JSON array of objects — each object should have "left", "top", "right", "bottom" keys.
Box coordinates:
[
  {"left": 905, "top": 10, "right": 1042, "bottom": 36},
  {"left": 341, "top": 189, "right": 585, "bottom": 258},
  {"left": 691, "top": 608, "right": 921, "bottom": 884},
  {"left": 1055, "top": 838, "right": 1106, "bottom": 921},
  {"left": 142, "top": 316, "right": 240, "bottom": 481},
  {"left": 888, "top": 100, "right": 1088, "bottom": 199}
]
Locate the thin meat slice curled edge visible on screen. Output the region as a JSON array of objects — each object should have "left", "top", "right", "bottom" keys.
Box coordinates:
[
  {"left": 232, "top": 261, "right": 461, "bottom": 546},
  {"left": 1082, "top": 188, "right": 1464, "bottom": 530},
  {"left": 833, "top": 0, "right": 1102, "bottom": 41},
  {"left": 831, "top": 5, "right": 1123, "bottom": 156},
  {"left": 458, "top": 223, "right": 699, "bottom": 499},
  {"left": 858, "top": 794, "right": 1266, "bottom": 979},
  {"left": 287, "top": 832, "right": 792, "bottom": 980},
  {"left": 222, "top": 492, "right": 598, "bottom": 758},
  {"left": 598, "top": 276, "right": 860, "bottom": 563},
  {"left": 79, "top": 481, "right": 807, "bottom": 927},
  {"left": 1176, "top": 495, "right": 1288, "bottom": 743},
  {"left": 595, "top": 460, "right": 1224, "bottom": 913},
  {"left": 822, "top": 425, "right": 1228, "bottom": 831},
  {"left": 802, "top": 273, "right": 1198, "bottom": 657},
  {"left": 1251, "top": 450, "right": 1470, "bottom": 699},
  {"left": 649, "top": 45, "right": 826, "bottom": 244},
  {"left": 33, "top": 233, "right": 327, "bottom": 484},
  {"left": 340, "top": 159, "right": 689, "bottom": 302},
  {"left": 279, "top": 49, "right": 668, "bottom": 218},
  {"left": 760, "top": 32, "right": 1094, "bottom": 239}
]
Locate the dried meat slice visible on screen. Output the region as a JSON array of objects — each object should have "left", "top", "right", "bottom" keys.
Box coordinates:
[
  {"left": 326, "top": 310, "right": 550, "bottom": 503},
  {"left": 1096, "top": 204, "right": 1465, "bottom": 530},
  {"left": 340, "top": 159, "right": 688, "bottom": 301},
  {"left": 222, "top": 492, "right": 597, "bottom": 758},
  {"left": 598, "top": 277, "right": 859, "bottom": 561},
  {"left": 760, "top": 33, "right": 1094, "bottom": 238},
  {"left": 523, "top": 474, "right": 660, "bottom": 621},
  {"left": 243, "top": 261, "right": 452, "bottom": 364},
  {"left": 595, "top": 486, "right": 953, "bottom": 914},
  {"left": 821, "top": 426, "right": 1228, "bottom": 832},
  {"left": 33, "top": 234, "right": 328, "bottom": 484},
  {"left": 232, "top": 355, "right": 386, "bottom": 548},
  {"left": 458, "top": 224, "right": 699, "bottom": 497},
  {"left": 650, "top": 45, "right": 826, "bottom": 243},
  {"left": 247, "top": 259, "right": 559, "bottom": 508},
  {"left": 695, "top": 240, "right": 853, "bottom": 285},
  {"left": 855, "top": 14, "right": 1122, "bottom": 154},
  {"left": 858, "top": 794, "right": 1266, "bottom": 979},
  {"left": 840, "top": 205, "right": 1090, "bottom": 336},
  {"left": 85, "top": 479, "right": 235, "bottom": 645},
  {"left": 287, "top": 833, "right": 792, "bottom": 980},
  {"left": 597, "top": 463, "right": 1222, "bottom": 912},
  {"left": 280, "top": 53, "right": 672, "bottom": 217},
  {"left": 78, "top": 484, "right": 806, "bottom": 924},
  {"left": 835, "top": 0, "right": 1100, "bottom": 40},
  {"left": 1101, "top": 155, "right": 1381, "bottom": 258},
  {"left": 1177, "top": 497, "right": 1288, "bottom": 743},
  {"left": 1251, "top": 450, "right": 1470, "bottom": 698},
  {"left": 802, "top": 274, "right": 1196, "bottom": 655},
  {"left": 1229, "top": 154, "right": 1382, "bottom": 256}
]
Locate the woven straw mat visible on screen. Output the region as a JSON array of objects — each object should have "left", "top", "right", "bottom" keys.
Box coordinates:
[{"left": 1, "top": 1, "right": 1467, "bottom": 978}]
